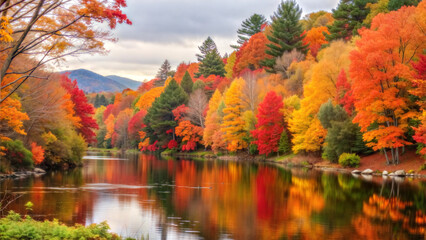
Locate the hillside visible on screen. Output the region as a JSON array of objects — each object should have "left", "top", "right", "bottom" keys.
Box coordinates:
[
  {"left": 106, "top": 75, "right": 141, "bottom": 90},
  {"left": 64, "top": 69, "right": 127, "bottom": 93}
]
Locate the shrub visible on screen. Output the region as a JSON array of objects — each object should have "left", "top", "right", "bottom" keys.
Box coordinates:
[
  {"left": 0, "top": 140, "right": 33, "bottom": 169},
  {"left": 0, "top": 211, "right": 124, "bottom": 239},
  {"left": 338, "top": 153, "right": 360, "bottom": 168}
]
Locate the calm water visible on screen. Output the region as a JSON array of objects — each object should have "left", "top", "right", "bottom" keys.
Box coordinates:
[{"left": 1, "top": 152, "right": 426, "bottom": 240}]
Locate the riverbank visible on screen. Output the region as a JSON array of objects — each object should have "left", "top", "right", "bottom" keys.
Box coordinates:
[
  {"left": 163, "top": 149, "right": 426, "bottom": 178},
  {"left": 0, "top": 168, "right": 46, "bottom": 180}
]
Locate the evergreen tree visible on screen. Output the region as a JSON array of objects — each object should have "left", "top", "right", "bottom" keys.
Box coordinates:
[
  {"left": 261, "top": 0, "right": 307, "bottom": 72},
  {"left": 278, "top": 130, "right": 292, "bottom": 155},
  {"left": 180, "top": 71, "right": 193, "bottom": 94},
  {"left": 192, "top": 79, "right": 206, "bottom": 92},
  {"left": 155, "top": 59, "right": 171, "bottom": 87},
  {"left": 99, "top": 95, "right": 108, "bottom": 107},
  {"left": 195, "top": 51, "right": 226, "bottom": 78},
  {"left": 231, "top": 13, "right": 267, "bottom": 49},
  {"left": 326, "top": 0, "right": 375, "bottom": 42},
  {"left": 388, "top": 0, "right": 419, "bottom": 11},
  {"left": 94, "top": 94, "right": 100, "bottom": 108},
  {"left": 318, "top": 100, "right": 370, "bottom": 162},
  {"left": 196, "top": 36, "right": 218, "bottom": 62},
  {"left": 143, "top": 79, "right": 188, "bottom": 146}
]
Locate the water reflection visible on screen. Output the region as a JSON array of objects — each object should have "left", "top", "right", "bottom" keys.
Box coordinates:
[{"left": 1, "top": 152, "right": 426, "bottom": 239}]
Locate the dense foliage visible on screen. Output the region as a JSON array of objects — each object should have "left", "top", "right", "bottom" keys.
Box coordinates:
[{"left": 1, "top": 0, "right": 425, "bottom": 171}]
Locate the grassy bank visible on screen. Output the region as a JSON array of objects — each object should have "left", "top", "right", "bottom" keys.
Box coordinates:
[{"left": 0, "top": 211, "right": 132, "bottom": 240}]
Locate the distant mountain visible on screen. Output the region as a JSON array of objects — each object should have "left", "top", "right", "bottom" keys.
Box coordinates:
[
  {"left": 106, "top": 75, "right": 141, "bottom": 90},
  {"left": 63, "top": 69, "right": 141, "bottom": 93}
]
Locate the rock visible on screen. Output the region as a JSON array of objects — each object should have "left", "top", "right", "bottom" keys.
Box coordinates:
[
  {"left": 362, "top": 175, "right": 373, "bottom": 181},
  {"left": 394, "top": 170, "right": 405, "bottom": 176},
  {"left": 382, "top": 170, "right": 388, "bottom": 175},
  {"left": 351, "top": 170, "right": 361, "bottom": 174},
  {"left": 34, "top": 168, "right": 46, "bottom": 174},
  {"left": 394, "top": 176, "right": 405, "bottom": 183},
  {"left": 361, "top": 169, "right": 374, "bottom": 175},
  {"left": 389, "top": 172, "right": 395, "bottom": 176}
]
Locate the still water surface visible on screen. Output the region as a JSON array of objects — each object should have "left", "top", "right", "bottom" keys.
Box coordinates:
[{"left": 1, "top": 151, "right": 426, "bottom": 239}]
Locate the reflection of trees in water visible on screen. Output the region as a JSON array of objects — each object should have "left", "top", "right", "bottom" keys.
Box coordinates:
[{"left": 353, "top": 178, "right": 426, "bottom": 239}]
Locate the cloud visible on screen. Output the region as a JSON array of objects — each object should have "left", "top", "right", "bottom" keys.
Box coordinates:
[{"left": 60, "top": 0, "right": 339, "bottom": 81}]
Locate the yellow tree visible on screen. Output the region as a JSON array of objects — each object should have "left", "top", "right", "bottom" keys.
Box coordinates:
[
  {"left": 221, "top": 78, "right": 247, "bottom": 152},
  {"left": 289, "top": 40, "right": 353, "bottom": 153},
  {"left": 203, "top": 89, "right": 222, "bottom": 148},
  {"left": 135, "top": 87, "right": 164, "bottom": 110},
  {"left": 225, "top": 51, "right": 237, "bottom": 79}
]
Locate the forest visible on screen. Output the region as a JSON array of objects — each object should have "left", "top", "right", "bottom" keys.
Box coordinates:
[{"left": 1, "top": 0, "right": 425, "bottom": 173}]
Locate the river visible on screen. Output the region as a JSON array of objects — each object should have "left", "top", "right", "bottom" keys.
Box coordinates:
[{"left": 1, "top": 151, "right": 426, "bottom": 239}]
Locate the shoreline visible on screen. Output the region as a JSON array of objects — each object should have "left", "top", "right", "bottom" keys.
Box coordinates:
[{"left": 163, "top": 150, "right": 426, "bottom": 179}]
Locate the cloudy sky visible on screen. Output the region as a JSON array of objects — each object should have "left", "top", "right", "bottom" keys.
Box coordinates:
[{"left": 59, "top": 0, "right": 339, "bottom": 82}]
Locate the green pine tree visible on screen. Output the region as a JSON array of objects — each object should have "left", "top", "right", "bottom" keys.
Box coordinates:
[
  {"left": 388, "top": 0, "right": 419, "bottom": 11},
  {"left": 196, "top": 36, "right": 218, "bottom": 62},
  {"left": 94, "top": 94, "right": 100, "bottom": 108},
  {"left": 99, "top": 95, "right": 108, "bottom": 107},
  {"left": 278, "top": 130, "right": 292, "bottom": 155},
  {"left": 143, "top": 79, "right": 188, "bottom": 146},
  {"left": 155, "top": 59, "right": 171, "bottom": 87},
  {"left": 261, "top": 0, "right": 307, "bottom": 72},
  {"left": 195, "top": 51, "right": 226, "bottom": 78},
  {"left": 326, "top": 0, "right": 375, "bottom": 42},
  {"left": 231, "top": 13, "right": 267, "bottom": 49},
  {"left": 180, "top": 71, "right": 193, "bottom": 94}
]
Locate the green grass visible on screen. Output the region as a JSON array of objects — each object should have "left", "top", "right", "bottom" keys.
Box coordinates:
[{"left": 0, "top": 211, "right": 131, "bottom": 240}]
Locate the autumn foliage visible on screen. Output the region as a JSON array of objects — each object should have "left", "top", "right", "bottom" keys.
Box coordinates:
[{"left": 251, "top": 91, "right": 284, "bottom": 156}]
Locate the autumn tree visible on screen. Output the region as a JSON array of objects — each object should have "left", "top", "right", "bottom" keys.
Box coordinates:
[
  {"left": 231, "top": 13, "right": 267, "bottom": 49},
  {"left": 135, "top": 87, "right": 164, "bottom": 111},
  {"left": 30, "top": 142, "right": 44, "bottom": 165},
  {"left": 188, "top": 89, "right": 207, "bottom": 128},
  {"left": 180, "top": 71, "right": 193, "bottom": 95},
  {"left": 173, "top": 105, "right": 203, "bottom": 151},
  {"left": 301, "top": 11, "right": 334, "bottom": 30},
  {"left": 326, "top": 0, "right": 374, "bottom": 42},
  {"left": 303, "top": 26, "right": 330, "bottom": 58},
  {"left": 203, "top": 90, "right": 222, "bottom": 148},
  {"left": 196, "top": 36, "right": 218, "bottom": 62},
  {"left": 128, "top": 110, "right": 147, "bottom": 148},
  {"left": 225, "top": 51, "right": 237, "bottom": 78},
  {"left": 335, "top": 69, "right": 354, "bottom": 115},
  {"left": 222, "top": 78, "right": 247, "bottom": 152},
  {"left": 252, "top": 91, "right": 284, "bottom": 156},
  {"left": 274, "top": 49, "right": 305, "bottom": 78},
  {"left": 0, "top": 0, "right": 131, "bottom": 103},
  {"left": 261, "top": 0, "right": 307, "bottom": 72},
  {"left": 289, "top": 40, "right": 353, "bottom": 153},
  {"left": 61, "top": 75, "right": 98, "bottom": 144},
  {"left": 350, "top": 4, "right": 425, "bottom": 164},
  {"left": 233, "top": 32, "right": 270, "bottom": 76},
  {"left": 240, "top": 72, "right": 259, "bottom": 112}
]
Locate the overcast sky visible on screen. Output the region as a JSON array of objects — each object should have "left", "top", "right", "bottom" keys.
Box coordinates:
[{"left": 59, "top": 0, "right": 339, "bottom": 82}]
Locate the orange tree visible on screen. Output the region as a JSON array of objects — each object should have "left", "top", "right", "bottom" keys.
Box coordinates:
[{"left": 350, "top": 4, "right": 426, "bottom": 164}]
